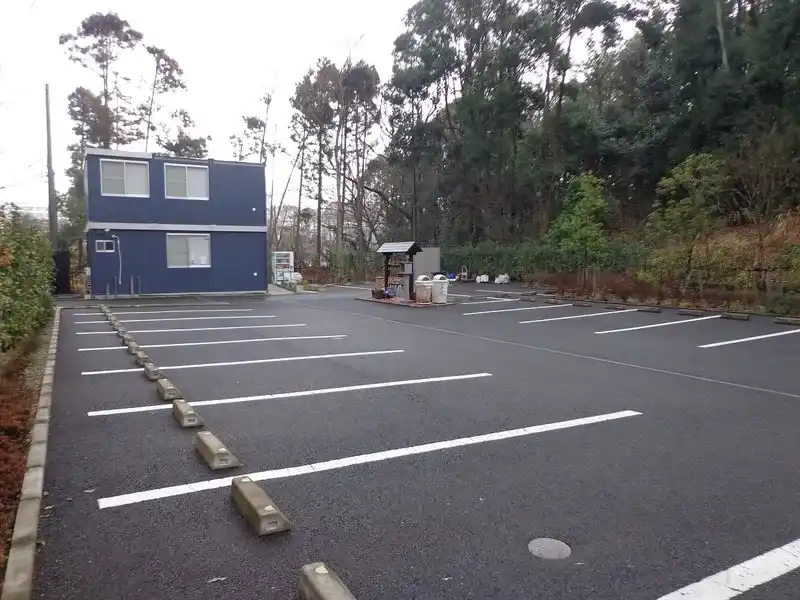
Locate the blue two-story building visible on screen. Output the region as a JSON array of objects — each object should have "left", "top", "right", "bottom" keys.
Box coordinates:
[{"left": 84, "top": 148, "right": 268, "bottom": 297}]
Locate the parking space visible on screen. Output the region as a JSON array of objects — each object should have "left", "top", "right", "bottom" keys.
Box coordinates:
[
  {"left": 36, "top": 291, "right": 800, "bottom": 599},
  {"left": 335, "top": 288, "right": 800, "bottom": 395}
]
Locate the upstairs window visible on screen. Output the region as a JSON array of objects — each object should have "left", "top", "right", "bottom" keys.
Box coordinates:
[
  {"left": 166, "top": 233, "right": 211, "bottom": 268},
  {"left": 100, "top": 160, "right": 149, "bottom": 197},
  {"left": 165, "top": 164, "right": 209, "bottom": 200}
]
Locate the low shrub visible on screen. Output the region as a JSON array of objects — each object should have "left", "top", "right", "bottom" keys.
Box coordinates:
[{"left": 0, "top": 205, "right": 53, "bottom": 352}]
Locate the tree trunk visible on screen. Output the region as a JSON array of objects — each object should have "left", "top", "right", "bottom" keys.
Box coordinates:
[
  {"left": 101, "top": 61, "right": 111, "bottom": 149},
  {"left": 295, "top": 141, "right": 306, "bottom": 264},
  {"left": 271, "top": 149, "right": 302, "bottom": 248},
  {"left": 339, "top": 109, "right": 348, "bottom": 281},
  {"left": 316, "top": 130, "right": 323, "bottom": 266},
  {"left": 555, "top": 28, "right": 576, "bottom": 120},
  {"left": 354, "top": 106, "right": 367, "bottom": 281},
  {"left": 714, "top": 0, "right": 732, "bottom": 73},
  {"left": 411, "top": 163, "right": 418, "bottom": 240},
  {"left": 144, "top": 58, "right": 159, "bottom": 151}
]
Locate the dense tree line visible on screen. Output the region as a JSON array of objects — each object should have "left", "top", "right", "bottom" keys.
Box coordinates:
[{"left": 287, "top": 0, "right": 800, "bottom": 295}]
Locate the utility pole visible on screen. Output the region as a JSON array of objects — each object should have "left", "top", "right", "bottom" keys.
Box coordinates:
[{"left": 45, "top": 83, "right": 57, "bottom": 251}]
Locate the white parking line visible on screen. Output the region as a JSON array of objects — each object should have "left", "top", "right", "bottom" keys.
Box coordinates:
[
  {"left": 463, "top": 304, "right": 573, "bottom": 316},
  {"left": 81, "top": 349, "right": 404, "bottom": 376},
  {"left": 460, "top": 298, "right": 519, "bottom": 306},
  {"left": 79, "top": 334, "right": 346, "bottom": 351},
  {"left": 75, "top": 315, "right": 275, "bottom": 324},
  {"left": 520, "top": 309, "right": 638, "bottom": 324},
  {"left": 447, "top": 293, "right": 470, "bottom": 297},
  {"left": 656, "top": 536, "right": 800, "bottom": 599},
  {"left": 74, "top": 308, "right": 252, "bottom": 316},
  {"left": 76, "top": 323, "right": 305, "bottom": 335},
  {"left": 476, "top": 289, "right": 523, "bottom": 294},
  {"left": 595, "top": 315, "right": 721, "bottom": 335},
  {"left": 699, "top": 328, "right": 800, "bottom": 348},
  {"left": 88, "top": 372, "right": 494, "bottom": 416},
  {"left": 334, "top": 285, "right": 371, "bottom": 290},
  {"left": 96, "top": 409, "right": 639, "bottom": 508}
]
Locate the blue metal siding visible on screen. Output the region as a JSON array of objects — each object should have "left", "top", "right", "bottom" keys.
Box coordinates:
[
  {"left": 88, "top": 229, "right": 267, "bottom": 296},
  {"left": 85, "top": 155, "right": 266, "bottom": 226}
]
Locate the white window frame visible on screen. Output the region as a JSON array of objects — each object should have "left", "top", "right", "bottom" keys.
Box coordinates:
[
  {"left": 95, "top": 239, "right": 115, "bottom": 253},
  {"left": 163, "top": 163, "right": 210, "bottom": 201},
  {"left": 166, "top": 233, "right": 211, "bottom": 269},
  {"left": 99, "top": 159, "right": 150, "bottom": 198}
]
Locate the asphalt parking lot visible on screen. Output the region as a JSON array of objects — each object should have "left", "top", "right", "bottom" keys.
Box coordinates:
[{"left": 36, "top": 286, "right": 800, "bottom": 599}]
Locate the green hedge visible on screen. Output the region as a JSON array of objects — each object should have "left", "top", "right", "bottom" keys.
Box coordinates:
[
  {"left": 442, "top": 239, "right": 800, "bottom": 296},
  {"left": 442, "top": 240, "right": 641, "bottom": 279},
  {"left": 0, "top": 205, "right": 53, "bottom": 352}
]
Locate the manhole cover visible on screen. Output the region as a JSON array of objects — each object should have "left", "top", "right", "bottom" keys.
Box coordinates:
[{"left": 528, "top": 538, "right": 572, "bottom": 560}]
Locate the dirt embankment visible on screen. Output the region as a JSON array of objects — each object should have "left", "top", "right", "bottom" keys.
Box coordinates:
[{"left": 0, "top": 326, "right": 49, "bottom": 578}]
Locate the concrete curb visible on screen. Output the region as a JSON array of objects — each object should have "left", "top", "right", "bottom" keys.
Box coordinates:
[
  {"left": 354, "top": 297, "right": 456, "bottom": 308},
  {"left": 1, "top": 307, "right": 61, "bottom": 600}
]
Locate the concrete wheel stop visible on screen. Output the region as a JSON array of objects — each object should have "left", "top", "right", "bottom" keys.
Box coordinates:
[
  {"left": 127, "top": 341, "right": 139, "bottom": 354},
  {"left": 298, "top": 562, "right": 357, "bottom": 600},
  {"left": 195, "top": 431, "right": 240, "bottom": 470},
  {"left": 143, "top": 362, "right": 163, "bottom": 381},
  {"left": 172, "top": 399, "right": 203, "bottom": 428},
  {"left": 637, "top": 306, "right": 662, "bottom": 312},
  {"left": 134, "top": 350, "right": 150, "bottom": 366},
  {"left": 775, "top": 316, "right": 800, "bottom": 326},
  {"left": 721, "top": 312, "right": 750, "bottom": 321},
  {"left": 231, "top": 477, "right": 291, "bottom": 536},
  {"left": 156, "top": 378, "right": 183, "bottom": 401}
]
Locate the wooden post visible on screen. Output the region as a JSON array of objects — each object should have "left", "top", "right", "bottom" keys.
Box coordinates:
[
  {"left": 408, "top": 252, "right": 415, "bottom": 299},
  {"left": 383, "top": 254, "right": 390, "bottom": 290}
]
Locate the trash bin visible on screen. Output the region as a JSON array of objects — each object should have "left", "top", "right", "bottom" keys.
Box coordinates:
[
  {"left": 415, "top": 275, "right": 432, "bottom": 303},
  {"left": 432, "top": 274, "right": 449, "bottom": 304}
]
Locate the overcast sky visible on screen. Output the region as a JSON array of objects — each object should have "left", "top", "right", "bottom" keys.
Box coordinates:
[{"left": 0, "top": 0, "right": 413, "bottom": 213}]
